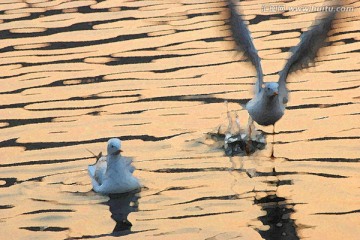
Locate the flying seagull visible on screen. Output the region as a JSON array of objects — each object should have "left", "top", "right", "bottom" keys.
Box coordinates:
[{"left": 226, "top": 0, "right": 339, "bottom": 155}]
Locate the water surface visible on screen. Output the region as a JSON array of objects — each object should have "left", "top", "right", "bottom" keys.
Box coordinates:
[{"left": 0, "top": 0, "right": 359, "bottom": 239}]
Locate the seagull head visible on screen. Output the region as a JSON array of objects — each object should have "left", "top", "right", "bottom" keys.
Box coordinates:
[
  {"left": 263, "top": 82, "right": 279, "bottom": 98},
  {"left": 107, "top": 138, "right": 122, "bottom": 156}
]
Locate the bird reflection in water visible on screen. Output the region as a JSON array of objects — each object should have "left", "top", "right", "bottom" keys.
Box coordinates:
[
  {"left": 107, "top": 189, "right": 140, "bottom": 236},
  {"left": 253, "top": 168, "right": 300, "bottom": 240}
]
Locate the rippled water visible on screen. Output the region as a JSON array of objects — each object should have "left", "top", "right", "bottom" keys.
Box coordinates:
[{"left": 1, "top": 0, "right": 359, "bottom": 239}]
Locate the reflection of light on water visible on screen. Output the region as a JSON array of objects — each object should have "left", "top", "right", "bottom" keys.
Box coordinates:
[
  {"left": 227, "top": 156, "right": 244, "bottom": 197},
  {"left": 107, "top": 190, "right": 140, "bottom": 235}
]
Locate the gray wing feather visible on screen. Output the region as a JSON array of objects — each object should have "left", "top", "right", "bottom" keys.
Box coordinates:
[
  {"left": 227, "top": 0, "right": 263, "bottom": 93},
  {"left": 278, "top": 6, "right": 338, "bottom": 102},
  {"left": 124, "top": 157, "right": 136, "bottom": 173}
]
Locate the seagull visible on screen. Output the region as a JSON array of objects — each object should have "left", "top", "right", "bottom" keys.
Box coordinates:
[
  {"left": 226, "top": 0, "right": 338, "bottom": 155},
  {"left": 88, "top": 138, "right": 141, "bottom": 194}
]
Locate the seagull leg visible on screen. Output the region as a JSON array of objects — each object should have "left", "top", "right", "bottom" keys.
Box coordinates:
[
  {"left": 246, "top": 116, "right": 253, "bottom": 155},
  {"left": 271, "top": 124, "right": 275, "bottom": 158}
]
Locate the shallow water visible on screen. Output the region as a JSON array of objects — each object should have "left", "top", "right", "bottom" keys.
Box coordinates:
[{"left": 0, "top": 0, "right": 359, "bottom": 239}]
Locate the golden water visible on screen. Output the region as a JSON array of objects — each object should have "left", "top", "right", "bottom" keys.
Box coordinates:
[{"left": 0, "top": 0, "right": 359, "bottom": 239}]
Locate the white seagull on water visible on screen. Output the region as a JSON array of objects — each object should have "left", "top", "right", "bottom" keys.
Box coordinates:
[
  {"left": 88, "top": 138, "right": 141, "bottom": 194},
  {"left": 227, "top": 0, "right": 339, "bottom": 155}
]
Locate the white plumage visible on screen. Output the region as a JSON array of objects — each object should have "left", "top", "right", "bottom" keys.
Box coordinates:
[{"left": 88, "top": 138, "right": 140, "bottom": 194}]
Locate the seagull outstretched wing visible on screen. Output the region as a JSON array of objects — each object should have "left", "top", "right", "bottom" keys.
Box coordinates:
[
  {"left": 278, "top": 3, "right": 339, "bottom": 103},
  {"left": 227, "top": 0, "right": 263, "bottom": 93}
]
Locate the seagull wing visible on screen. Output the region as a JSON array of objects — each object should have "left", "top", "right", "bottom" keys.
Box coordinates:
[
  {"left": 278, "top": 4, "right": 339, "bottom": 103},
  {"left": 123, "top": 157, "right": 136, "bottom": 173},
  {"left": 87, "top": 151, "right": 102, "bottom": 177},
  {"left": 227, "top": 0, "right": 263, "bottom": 94},
  {"left": 88, "top": 156, "right": 107, "bottom": 185},
  {"left": 88, "top": 165, "right": 96, "bottom": 179}
]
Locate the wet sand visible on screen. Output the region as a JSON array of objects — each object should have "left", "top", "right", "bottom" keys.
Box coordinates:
[{"left": 0, "top": 0, "right": 359, "bottom": 239}]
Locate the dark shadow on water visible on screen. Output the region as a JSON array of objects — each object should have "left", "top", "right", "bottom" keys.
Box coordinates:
[
  {"left": 255, "top": 194, "right": 299, "bottom": 240},
  {"left": 107, "top": 189, "right": 140, "bottom": 236},
  {"left": 253, "top": 168, "right": 300, "bottom": 240}
]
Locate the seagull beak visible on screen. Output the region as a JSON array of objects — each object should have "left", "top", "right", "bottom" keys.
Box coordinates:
[
  {"left": 113, "top": 150, "right": 122, "bottom": 155},
  {"left": 273, "top": 91, "right": 278, "bottom": 96}
]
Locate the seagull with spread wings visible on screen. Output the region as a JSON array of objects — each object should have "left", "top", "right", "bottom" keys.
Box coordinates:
[{"left": 227, "top": 0, "right": 339, "bottom": 156}]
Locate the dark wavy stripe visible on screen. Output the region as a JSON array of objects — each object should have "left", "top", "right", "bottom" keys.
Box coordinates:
[
  {"left": 19, "top": 58, "right": 84, "bottom": 67},
  {"left": 29, "top": 32, "right": 147, "bottom": 51},
  {"left": 255, "top": 170, "right": 347, "bottom": 178},
  {"left": 308, "top": 172, "right": 347, "bottom": 178},
  {"left": 1, "top": 3, "right": 135, "bottom": 24},
  {"left": 114, "top": 122, "right": 150, "bottom": 127},
  {"left": 0, "top": 76, "right": 141, "bottom": 95},
  {"left": 275, "top": 136, "right": 360, "bottom": 145},
  {"left": 332, "top": 29, "right": 360, "bottom": 37},
  {"left": 7, "top": 53, "right": 205, "bottom": 68},
  {"left": 65, "top": 228, "right": 156, "bottom": 239},
  {"left": 1, "top": 18, "right": 132, "bottom": 40},
  {"left": 286, "top": 158, "right": 360, "bottom": 163},
  {"left": 0, "top": 205, "right": 14, "bottom": 209},
  {"left": 2, "top": 9, "right": 61, "bottom": 24},
  {"left": 135, "top": 94, "right": 250, "bottom": 105},
  {"left": 138, "top": 210, "right": 242, "bottom": 221},
  {"left": 333, "top": 37, "right": 357, "bottom": 44},
  {"left": 292, "top": 85, "right": 359, "bottom": 92},
  {"left": 260, "top": 46, "right": 292, "bottom": 52},
  {"left": 151, "top": 167, "right": 233, "bottom": 173},
  {"left": 314, "top": 209, "right": 360, "bottom": 215},
  {"left": 314, "top": 116, "right": 329, "bottom": 120},
  {"left": 309, "top": 136, "right": 360, "bottom": 141},
  {"left": 0, "top": 117, "right": 55, "bottom": 129},
  {"left": 187, "top": 11, "right": 221, "bottom": 19},
  {"left": 0, "top": 133, "right": 188, "bottom": 151},
  {"left": 19, "top": 226, "right": 69, "bottom": 232},
  {"left": 152, "top": 59, "right": 236, "bottom": 73},
  {"left": 152, "top": 186, "right": 203, "bottom": 196},
  {"left": 137, "top": 155, "right": 220, "bottom": 163},
  {"left": 279, "top": 129, "right": 306, "bottom": 134},
  {"left": 30, "top": 198, "right": 54, "bottom": 203},
  {"left": 0, "top": 178, "right": 17, "bottom": 188},
  {"left": 170, "top": 194, "right": 243, "bottom": 206},
  {"left": 160, "top": 113, "right": 188, "bottom": 116},
  {"left": 0, "top": 74, "right": 100, "bottom": 97},
  {"left": 0, "top": 93, "right": 141, "bottom": 111},
  {"left": 106, "top": 53, "right": 200, "bottom": 66},
  {"left": 264, "top": 179, "right": 293, "bottom": 186},
  {"left": 68, "top": 93, "right": 141, "bottom": 101},
  {"left": 161, "top": 82, "right": 248, "bottom": 89},
  {"left": 250, "top": 13, "right": 290, "bottom": 25},
  {"left": 150, "top": 168, "right": 346, "bottom": 180},
  {"left": 23, "top": 209, "right": 75, "bottom": 215},
  {"left": 330, "top": 69, "right": 360, "bottom": 73},
  {"left": 0, "top": 157, "right": 89, "bottom": 168},
  {"left": 287, "top": 102, "right": 353, "bottom": 110},
  {"left": 2, "top": 19, "right": 225, "bottom": 54},
  {"left": 120, "top": 110, "right": 147, "bottom": 115}
]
